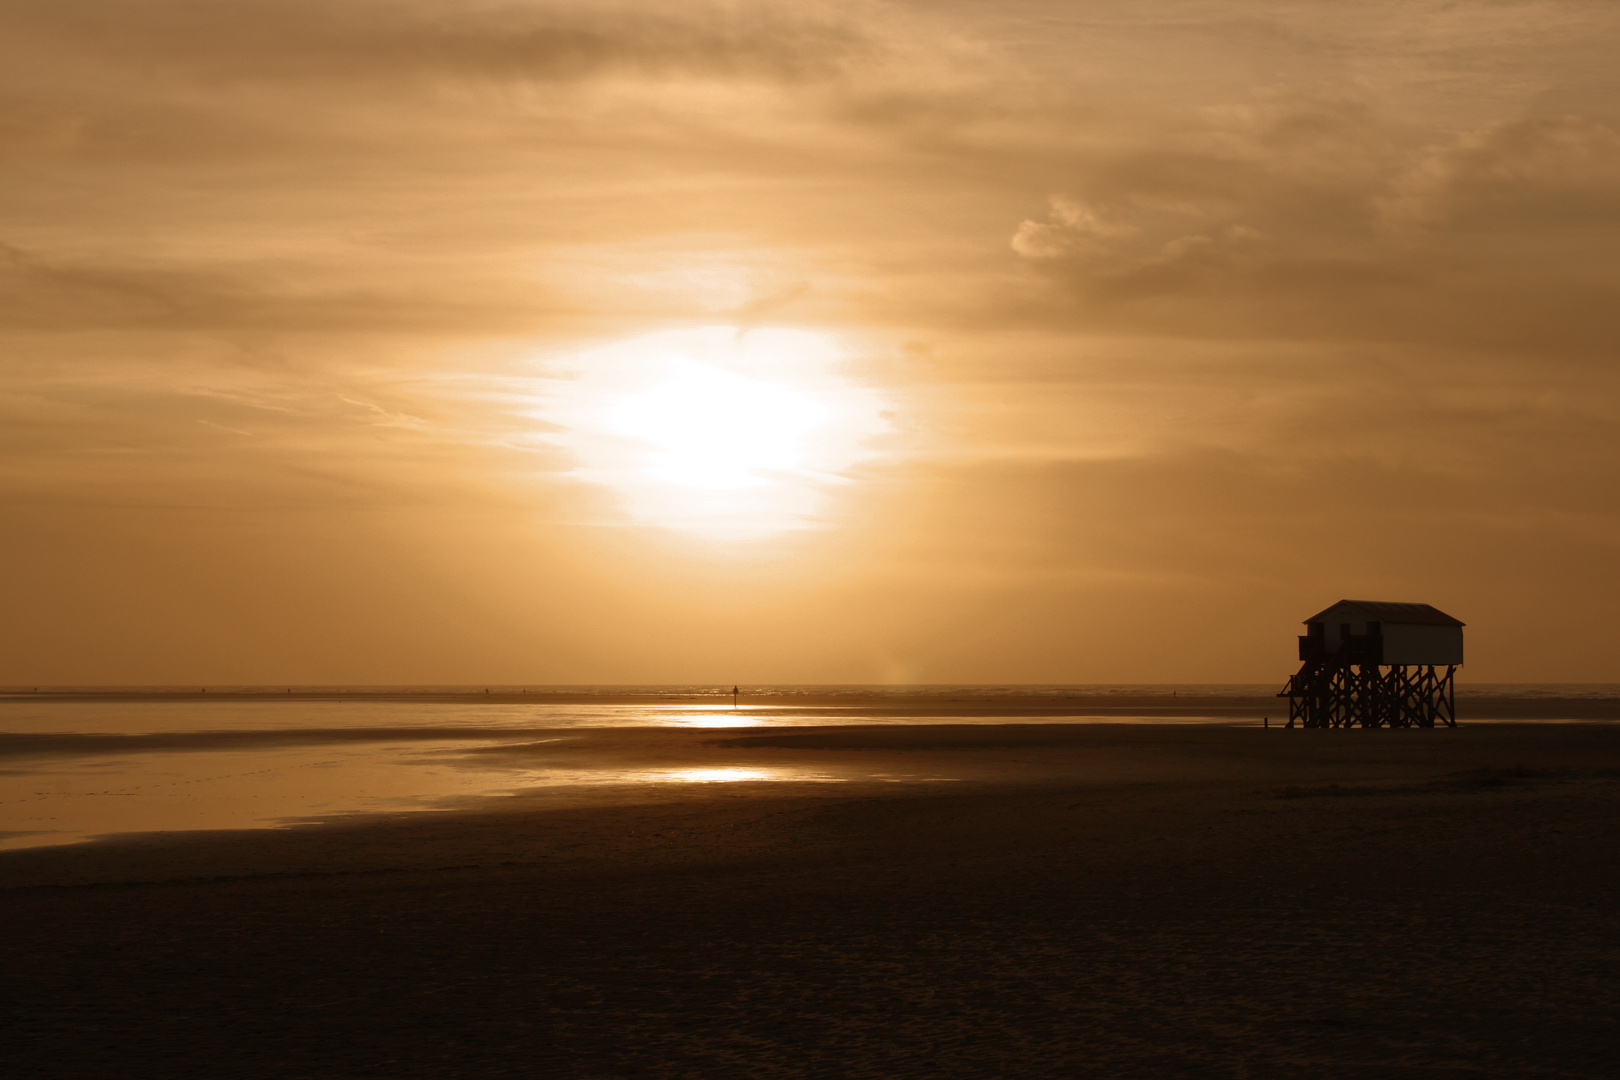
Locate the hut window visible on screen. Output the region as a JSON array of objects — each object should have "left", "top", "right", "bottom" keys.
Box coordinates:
[{"left": 1340, "top": 623, "right": 1352, "bottom": 639}]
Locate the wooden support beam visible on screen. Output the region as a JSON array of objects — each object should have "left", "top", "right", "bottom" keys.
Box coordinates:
[{"left": 1279, "top": 661, "right": 1459, "bottom": 728}]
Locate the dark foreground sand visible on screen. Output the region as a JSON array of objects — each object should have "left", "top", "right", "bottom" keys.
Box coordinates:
[{"left": 5, "top": 724, "right": 1619, "bottom": 1079}]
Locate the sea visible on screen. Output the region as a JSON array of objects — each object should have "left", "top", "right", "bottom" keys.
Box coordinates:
[{"left": 2, "top": 684, "right": 1615, "bottom": 852}]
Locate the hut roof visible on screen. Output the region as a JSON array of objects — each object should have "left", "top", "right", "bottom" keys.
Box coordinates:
[{"left": 1304, "top": 600, "right": 1464, "bottom": 627}]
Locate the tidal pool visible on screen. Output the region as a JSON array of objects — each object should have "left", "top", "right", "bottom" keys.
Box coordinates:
[{"left": 0, "top": 737, "right": 850, "bottom": 850}]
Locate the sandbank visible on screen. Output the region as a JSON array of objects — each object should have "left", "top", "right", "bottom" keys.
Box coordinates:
[{"left": 4, "top": 723, "right": 1618, "bottom": 1078}]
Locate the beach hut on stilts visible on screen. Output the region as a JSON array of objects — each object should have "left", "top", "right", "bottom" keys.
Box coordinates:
[{"left": 1279, "top": 601, "right": 1464, "bottom": 728}]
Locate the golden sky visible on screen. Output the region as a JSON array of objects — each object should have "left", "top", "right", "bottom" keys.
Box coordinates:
[{"left": 4, "top": 0, "right": 1618, "bottom": 684}]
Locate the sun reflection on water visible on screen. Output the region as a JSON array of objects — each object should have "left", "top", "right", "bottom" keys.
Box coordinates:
[
  {"left": 499, "top": 764, "right": 829, "bottom": 788},
  {"left": 660, "top": 711, "right": 765, "bottom": 728},
  {"left": 660, "top": 767, "right": 778, "bottom": 783}
]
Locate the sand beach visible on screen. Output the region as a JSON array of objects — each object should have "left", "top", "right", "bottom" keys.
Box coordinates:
[{"left": 5, "top": 720, "right": 1619, "bottom": 1078}]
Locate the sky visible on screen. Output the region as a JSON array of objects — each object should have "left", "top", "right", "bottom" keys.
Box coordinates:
[{"left": 3, "top": 0, "right": 1619, "bottom": 685}]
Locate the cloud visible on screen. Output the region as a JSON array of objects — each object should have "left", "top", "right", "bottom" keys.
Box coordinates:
[
  {"left": 1, "top": 0, "right": 876, "bottom": 88},
  {"left": 1387, "top": 115, "right": 1620, "bottom": 231},
  {"left": 1011, "top": 197, "right": 1139, "bottom": 259},
  {"left": 0, "top": 242, "right": 558, "bottom": 333},
  {"left": 1004, "top": 100, "right": 1620, "bottom": 354}
]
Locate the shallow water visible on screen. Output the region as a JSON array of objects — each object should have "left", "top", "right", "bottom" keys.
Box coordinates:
[
  {"left": 0, "top": 699, "right": 1271, "bottom": 736},
  {"left": 2, "top": 685, "right": 1614, "bottom": 851},
  {"left": 0, "top": 695, "right": 990, "bottom": 850},
  {"left": 0, "top": 737, "right": 866, "bottom": 851}
]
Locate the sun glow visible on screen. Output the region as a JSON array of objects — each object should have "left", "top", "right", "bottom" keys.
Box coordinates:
[
  {"left": 536, "top": 327, "right": 889, "bottom": 537},
  {"left": 606, "top": 360, "right": 829, "bottom": 490}
]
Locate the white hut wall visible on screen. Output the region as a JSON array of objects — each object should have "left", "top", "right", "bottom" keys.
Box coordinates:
[
  {"left": 1321, "top": 608, "right": 1366, "bottom": 652},
  {"left": 1380, "top": 623, "right": 1464, "bottom": 666}
]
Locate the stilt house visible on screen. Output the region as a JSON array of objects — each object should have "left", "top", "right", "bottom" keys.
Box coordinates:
[
  {"left": 1299, "top": 600, "right": 1464, "bottom": 666},
  {"left": 1283, "top": 600, "right": 1464, "bottom": 728}
]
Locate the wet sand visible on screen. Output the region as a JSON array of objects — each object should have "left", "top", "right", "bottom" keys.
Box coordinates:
[{"left": 5, "top": 724, "right": 1619, "bottom": 1078}]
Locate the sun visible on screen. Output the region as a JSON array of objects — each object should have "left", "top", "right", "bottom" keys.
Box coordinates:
[
  {"left": 606, "top": 360, "right": 830, "bottom": 490},
  {"left": 535, "top": 327, "right": 889, "bottom": 537}
]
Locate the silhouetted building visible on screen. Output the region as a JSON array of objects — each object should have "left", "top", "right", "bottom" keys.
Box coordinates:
[{"left": 1281, "top": 600, "right": 1464, "bottom": 728}]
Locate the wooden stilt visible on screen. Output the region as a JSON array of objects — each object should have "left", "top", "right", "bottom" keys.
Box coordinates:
[{"left": 1279, "top": 658, "right": 1457, "bottom": 728}]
